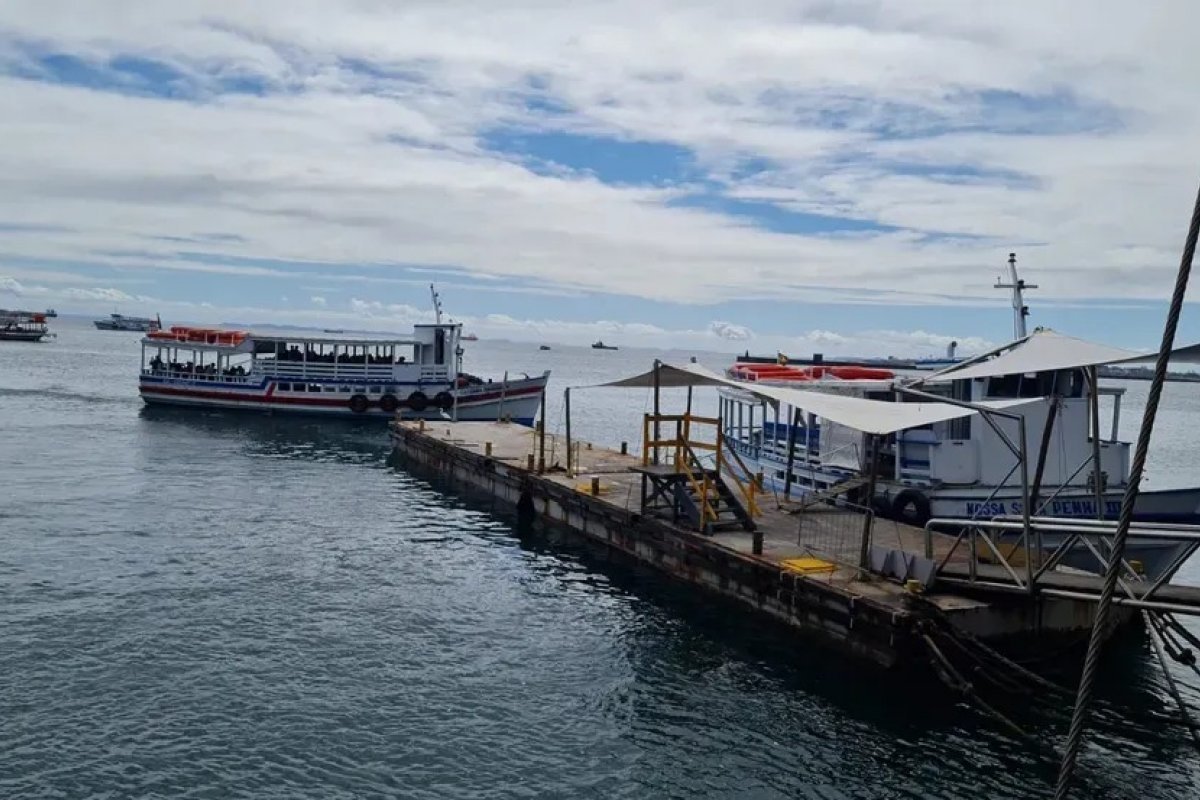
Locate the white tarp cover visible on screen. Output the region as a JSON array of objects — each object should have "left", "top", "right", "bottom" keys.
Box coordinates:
[
  {"left": 589, "top": 361, "right": 1031, "bottom": 435},
  {"left": 924, "top": 328, "right": 1200, "bottom": 382}
]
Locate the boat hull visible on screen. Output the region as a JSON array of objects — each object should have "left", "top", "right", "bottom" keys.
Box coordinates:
[
  {"left": 139, "top": 373, "right": 547, "bottom": 425},
  {"left": 0, "top": 330, "right": 48, "bottom": 342}
]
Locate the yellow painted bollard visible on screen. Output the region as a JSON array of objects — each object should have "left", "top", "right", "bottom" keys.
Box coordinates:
[
  {"left": 485, "top": 442, "right": 493, "bottom": 456},
  {"left": 591, "top": 476, "right": 600, "bottom": 496}
]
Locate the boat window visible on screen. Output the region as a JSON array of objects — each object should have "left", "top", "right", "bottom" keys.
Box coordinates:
[
  {"left": 324, "top": 385, "right": 338, "bottom": 393},
  {"left": 308, "top": 384, "right": 322, "bottom": 393},
  {"left": 339, "top": 386, "right": 351, "bottom": 393},
  {"left": 369, "top": 385, "right": 382, "bottom": 394},
  {"left": 293, "top": 383, "right": 305, "bottom": 392},
  {"left": 277, "top": 382, "right": 291, "bottom": 391}
]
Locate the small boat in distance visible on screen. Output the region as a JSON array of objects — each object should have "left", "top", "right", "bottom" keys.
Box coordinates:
[
  {"left": 462, "top": 333, "right": 479, "bottom": 341},
  {"left": 45, "top": 308, "right": 57, "bottom": 318},
  {"left": 539, "top": 345, "right": 551, "bottom": 351},
  {"left": 0, "top": 309, "right": 51, "bottom": 342},
  {"left": 323, "top": 328, "right": 346, "bottom": 334},
  {"left": 95, "top": 313, "right": 161, "bottom": 332},
  {"left": 592, "top": 341, "right": 618, "bottom": 350}
]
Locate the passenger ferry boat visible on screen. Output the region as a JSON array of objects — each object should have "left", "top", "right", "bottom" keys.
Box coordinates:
[
  {"left": 95, "top": 313, "right": 161, "bottom": 332},
  {"left": 717, "top": 258, "right": 1200, "bottom": 579},
  {"left": 138, "top": 322, "right": 548, "bottom": 423},
  {"left": 0, "top": 309, "right": 51, "bottom": 341}
]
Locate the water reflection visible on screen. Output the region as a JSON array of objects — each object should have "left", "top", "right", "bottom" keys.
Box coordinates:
[{"left": 137, "top": 405, "right": 393, "bottom": 465}]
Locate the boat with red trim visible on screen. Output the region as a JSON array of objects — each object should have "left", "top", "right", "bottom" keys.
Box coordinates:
[{"left": 138, "top": 322, "right": 548, "bottom": 424}]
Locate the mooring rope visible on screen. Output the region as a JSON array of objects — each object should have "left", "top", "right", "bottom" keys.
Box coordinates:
[
  {"left": 1055, "top": 176, "right": 1200, "bottom": 799},
  {"left": 1145, "top": 612, "right": 1200, "bottom": 755}
]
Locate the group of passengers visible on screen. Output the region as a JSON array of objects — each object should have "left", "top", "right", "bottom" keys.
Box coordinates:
[
  {"left": 148, "top": 355, "right": 247, "bottom": 377},
  {"left": 276, "top": 346, "right": 405, "bottom": 365}
]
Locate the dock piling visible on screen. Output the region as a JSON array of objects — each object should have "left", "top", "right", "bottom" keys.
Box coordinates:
[{"left": 485, "top": 441, "right": 493, "bottom": 456}]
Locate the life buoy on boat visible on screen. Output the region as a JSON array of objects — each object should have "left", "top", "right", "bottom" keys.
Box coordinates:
[
  {"left": 407, "top": 391, "right": 429, "bottom": 412},
  {"left": 379, "top": 393, "right": 399, "bottom": 414},
  {"left": 348, "top": 393, "right": 370, "bottom": 414},
  {"left": 891, "top": 489, "right": 932, "bottom": 527},
  {"left": 435, "top": 391, "right": 455, "bottom": 410}
]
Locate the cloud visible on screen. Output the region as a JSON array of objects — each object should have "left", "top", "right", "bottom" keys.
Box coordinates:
[
  {"left": 310, "top": 295, "right": 326, "bottom": 307},
  {"left": 1, "top": 276, "right": 26, "bottom": 295},
  {"left": 709, "top": 320, "right": 752, "bottom": 341},
  {"left": 62, "top": 286, "right": 135, "bottom": 303},
  {"left": 0, "top": 0, "right": 1196, "bottom": 322}
]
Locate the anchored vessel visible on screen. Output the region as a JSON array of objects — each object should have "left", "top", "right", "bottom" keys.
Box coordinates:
[
  {"left": 718, "top": 258, "right": 1200, "bottom": 579},
  {"left": 591, "top": 340, "right": 618, "bottom": 350},
  {"left": 95, "top": 313, "right": 161, "bottom": 332},
  {"left": 0, "top": 309, "right": 51, "bottom": 342},
  {"left": 138, "top": 323, "right": 548, "bottom": 423}
]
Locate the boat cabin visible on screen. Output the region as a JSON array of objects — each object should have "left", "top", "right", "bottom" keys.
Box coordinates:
[
  {"left": 721, "top": 347, "right": 1130, "bottom": 495},
  {"left": 141, "top": 324, "right": 463, "bottom": 389}
]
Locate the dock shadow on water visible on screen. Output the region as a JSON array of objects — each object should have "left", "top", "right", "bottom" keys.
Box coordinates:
[{"left": 390, "top": 449, "right": 1200, "bottom": 800}]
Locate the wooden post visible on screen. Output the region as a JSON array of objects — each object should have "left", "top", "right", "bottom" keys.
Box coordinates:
[
  {"left": 784, "top": 406, "right": 800, "bottom": 499},
  {"left": 537, "top": 389, "right": 547, "bottom": 473},
  {"left": 564, "top": 387, "right": 573, "bottom": 476},
  {"left": 1088, "top": 366, "right": 1105, "bottom": 520},
  {"left": 858, "top": 434, "right": 880, "bottom": 571},
  {"left": 652, "top": 360, "right": 661, "bottom": 465},
  {"left": 1029, "top": 372, "right": 1061, "bottom": 515},
  {"left": 485, "top": 441, "right": 492, "bottom": 456}
]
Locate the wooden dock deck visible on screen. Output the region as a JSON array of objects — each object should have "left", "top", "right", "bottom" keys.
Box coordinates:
[{"left": 388, "top": 420, "right": 1169, "bottom": 666}]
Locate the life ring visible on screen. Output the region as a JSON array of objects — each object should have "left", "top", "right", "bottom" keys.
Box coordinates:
[
  {"left": 348, "top": 393, "right": 370, "bottom": 414},
  {"left": 379, "top": 393, "right": 399, "bottom": 414},
  {"left": 407, "top": 391, "right": 429, "bottom": 412},
  {"left": 435, "top": 391, "right": 454, "bottom": 410},
  {"left": 891, "top": 489, "right": 932, "bottom": 527}
]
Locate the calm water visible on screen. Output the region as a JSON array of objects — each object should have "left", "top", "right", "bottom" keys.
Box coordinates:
[{"left": 3, "top": 319, "right": 1200, "bottom": 799}]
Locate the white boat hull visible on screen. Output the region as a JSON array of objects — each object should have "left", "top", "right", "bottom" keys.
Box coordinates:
[{"left": 139, "top": 373, "right": 548, "bottom": 425}]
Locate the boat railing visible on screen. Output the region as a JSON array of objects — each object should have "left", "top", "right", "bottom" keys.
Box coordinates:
[
  {"left": 142, "top": 367, "right": 253, "bottom": 384},
  {"left": 254, "top": 361, "right": 398, "bottom": 380}
]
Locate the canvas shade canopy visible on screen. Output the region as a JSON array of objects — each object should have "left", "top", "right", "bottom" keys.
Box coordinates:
[
  {"left": 917, "top": 328, "right": 1200, "bottom": 384},
  {"left": 587, "top": 361, "right": 1032, "bottom": 436}
]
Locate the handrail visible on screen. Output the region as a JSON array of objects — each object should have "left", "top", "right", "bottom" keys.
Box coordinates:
[
  {"left": 717, "top": 428, "right": 760, "bottom": 517},
  {"left": 678, "top": 439, "right": 715, "bottom": 528}
]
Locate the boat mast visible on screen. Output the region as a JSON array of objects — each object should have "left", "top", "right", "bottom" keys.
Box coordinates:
[
  {"left": 430, "top": 283, "right": 443, "bottom": 325},
  {"left": 994, "top": 252, "right": 1036, "bottom": 339}
]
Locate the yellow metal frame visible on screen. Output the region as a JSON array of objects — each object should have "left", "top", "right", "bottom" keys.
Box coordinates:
[{"left": 640, "top": 413, "right": 760, "bottom": 527}]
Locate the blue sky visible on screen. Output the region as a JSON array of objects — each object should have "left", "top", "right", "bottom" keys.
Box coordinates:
[{"left": 2, "top": 2, "right": 1199, "bottom": 355}]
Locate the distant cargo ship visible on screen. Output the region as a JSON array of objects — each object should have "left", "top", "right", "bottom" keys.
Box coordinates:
[{"left": 1, "top": 309, "right": 51, "bottom": 341}]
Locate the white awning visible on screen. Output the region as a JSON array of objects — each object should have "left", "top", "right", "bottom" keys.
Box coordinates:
[
  {"left": 588, "top": 361, "right": 1032, "bottom": 435},
  {"left": 588, "top": 361, "right": 733, "bottom": 389},
  {"left": 923, "top": 328, "right": 1200, "bottom": 383}
]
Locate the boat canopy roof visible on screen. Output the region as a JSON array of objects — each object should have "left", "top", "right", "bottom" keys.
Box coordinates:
[
  {"left": 589, "top": 361, "right": 1032, "bottom": 435},
  {"left": 919, "top": 328, "right": 1200, "bottom": 383}
]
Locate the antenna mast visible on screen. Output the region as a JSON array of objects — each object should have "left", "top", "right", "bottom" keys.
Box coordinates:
[
  {"left": 994, "top": 252, "right": 1036, "bottom": 339},
  {"left": 430, "top": 283, "right": 443, "bottom": 325}
]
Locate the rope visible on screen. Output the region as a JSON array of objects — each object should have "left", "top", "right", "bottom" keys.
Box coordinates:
[{"left": 1055, "top": 176, "right": 1200, "bottom": 799}]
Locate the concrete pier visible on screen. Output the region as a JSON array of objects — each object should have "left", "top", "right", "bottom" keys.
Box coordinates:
[{"left": 388, "top": 419, "right": 1138, "bottom": 669}]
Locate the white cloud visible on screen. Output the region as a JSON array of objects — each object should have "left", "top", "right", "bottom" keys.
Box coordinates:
[
  {"left": 709, "top": 320, "right": 753, "bottom": 341},
  {"left": 310, "top": 295, "right": 326, "bottom": 307},
  {"left": 1, "top": 276, "right": 26, "bottom": 295},
  {"left": 0, "top": 0, "right": 1196, "bottom": 313}
]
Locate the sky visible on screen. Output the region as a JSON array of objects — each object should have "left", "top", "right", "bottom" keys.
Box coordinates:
[{"left": 2, "top": 1, "right": 1200, "bottom": 357}]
